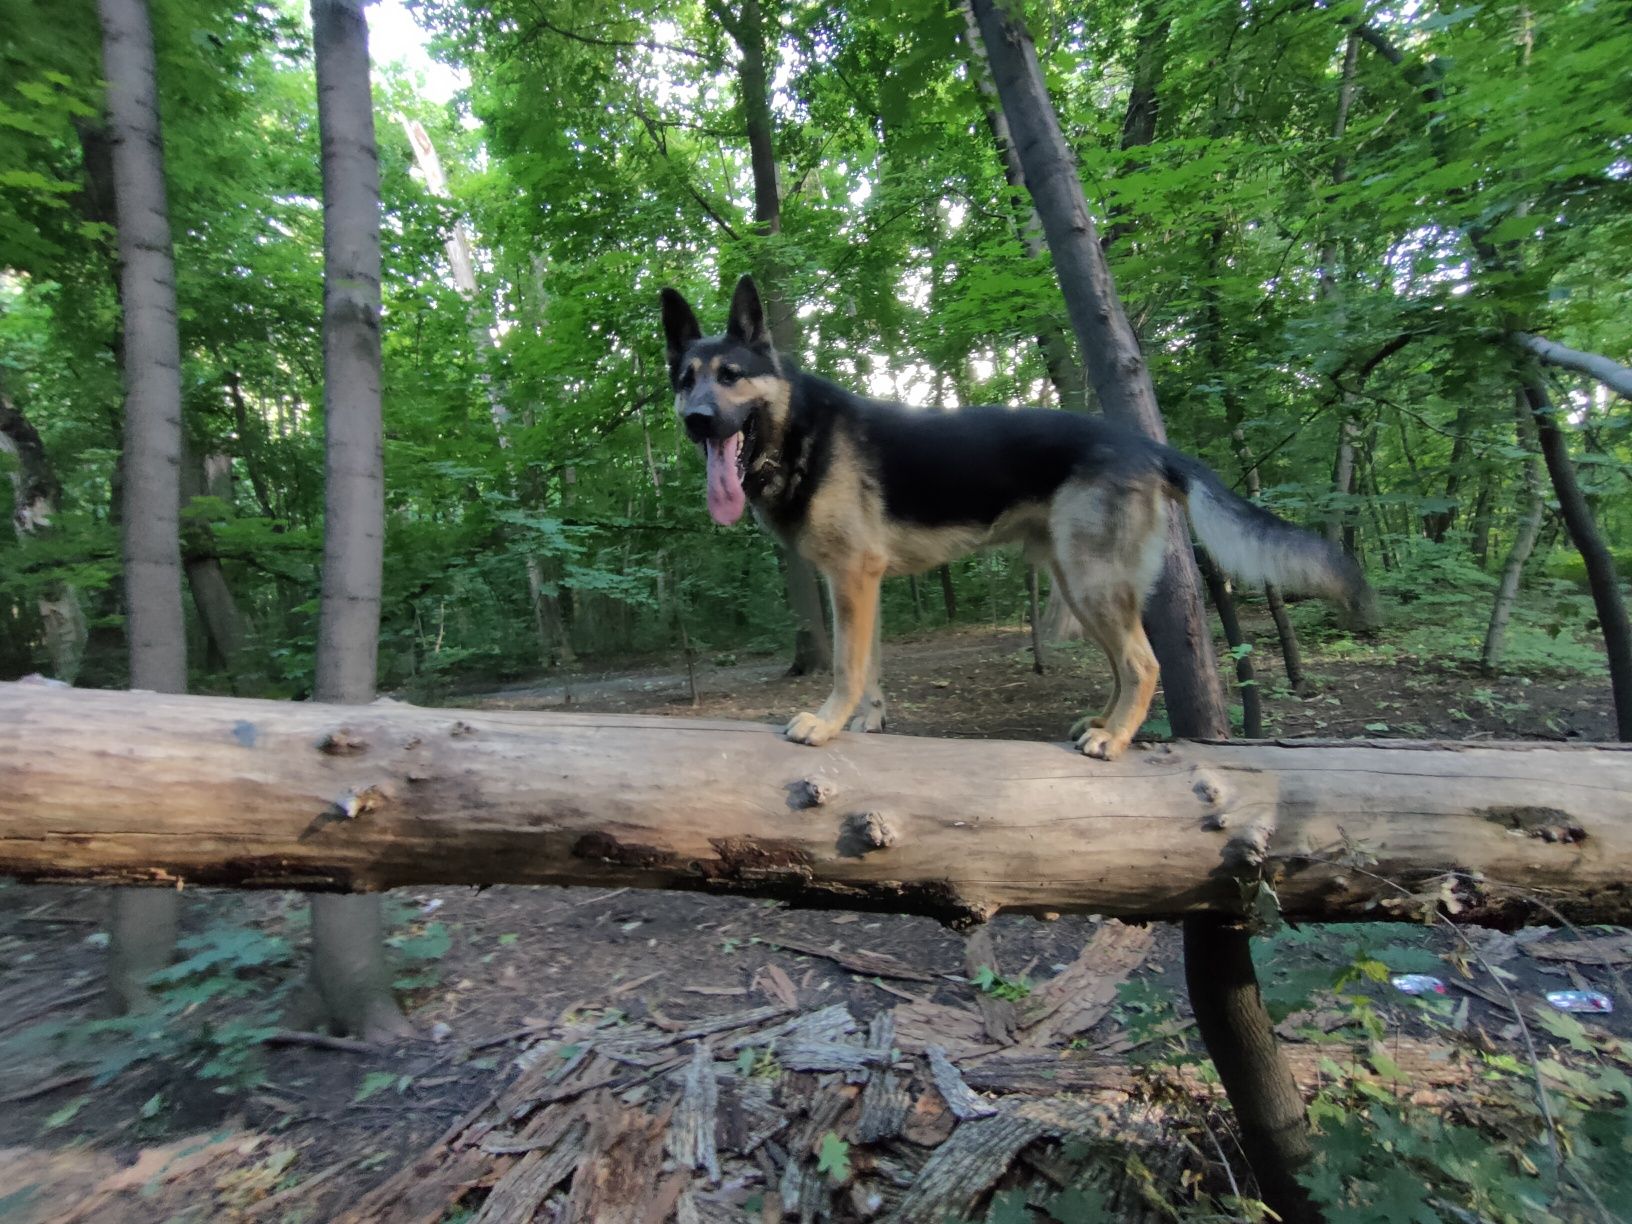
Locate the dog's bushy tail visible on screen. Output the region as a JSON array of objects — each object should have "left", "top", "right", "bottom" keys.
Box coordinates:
[{"left": 1163, "top": 451, "right": 1377, "bottom": 629}]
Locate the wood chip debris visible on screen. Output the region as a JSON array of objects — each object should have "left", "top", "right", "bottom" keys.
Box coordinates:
[
  {"left": 924, "top": 1045, "right": 998, "bottom": 1120},
  {"left": 762, "top": 935, "right": 939, "bottom": 982},
  {"left": 338, "top": 963, "right": 1474, "bottom": 1224}
]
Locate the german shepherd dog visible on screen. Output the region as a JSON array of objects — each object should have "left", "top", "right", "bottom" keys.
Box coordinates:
[{"left": 660, "top": 276, "right": 1372, "bottom": 760}]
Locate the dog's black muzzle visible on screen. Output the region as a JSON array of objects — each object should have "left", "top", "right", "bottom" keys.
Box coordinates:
[{"left": 681, "top": 392, "right": 751, "bottom": 444}]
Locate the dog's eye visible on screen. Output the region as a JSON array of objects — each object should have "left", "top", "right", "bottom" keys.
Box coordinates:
[
  {"left": 717, "top": 365, "right": 742, "bottom": 386},
  {"left": 678, "top": 368, "right": 695, "bottom": 390}
]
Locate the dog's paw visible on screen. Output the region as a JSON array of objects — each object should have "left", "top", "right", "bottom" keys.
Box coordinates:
[
  {"left": 847, "top": 699, "right": 887, "bottom": 734},
  {"left": 1067, "top": 714, "right": 1108, "bottom": 741},
  {"left": 785, "top": 711, "right": 839, "bottom": 746},
  {"left": 1076, "top": 726, "right": 1126, "bottom": 761}
]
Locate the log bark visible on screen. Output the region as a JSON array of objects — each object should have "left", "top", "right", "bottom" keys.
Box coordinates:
[{"left": 5, "top": 684, "right": 1632, "bottom": 927}]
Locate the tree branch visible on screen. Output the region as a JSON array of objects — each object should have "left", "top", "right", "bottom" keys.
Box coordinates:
[
  {"left": 1511, "top": 332, "right": 1632, "bottom": 401},
  {"left": 519, "top": 6, "right": 709, "bottom": 63},
  {"left": 633, "top": 107, "right": 743, "bottom": 242}
]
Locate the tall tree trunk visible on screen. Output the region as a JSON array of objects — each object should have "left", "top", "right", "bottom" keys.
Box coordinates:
[
  {"left": 938, "top": 563, "right": 957, "bottom": 622},
  {"left": 0, "top": 380, "right": 88, "bottom": 681},
  {"left": 1521, "top": 367, "right": 1632, "bottom": 740},
  {"left": 967, "top": 0, "right": 1226, "bottom": 733},
  {"left": 1010, "top": 0, "right": 1168, "bottom": 638},
  {"left": 1026, "top": 566, "right": 1044, "bottom": 674},
  {"left": 958, "top": 0, "right": 1089, "bottom": 415},
  {"left": 1320, "top": 34, "right": 1361, "bottom": 557},
  {"left": 967, "top": 4, "right": 1314, "bottom": 1217},
  {"left": 308, "top": 0, "right": 411, "bottom": 1041},
  {"left": 99, "top": 0, "right": 186, "bottom": 1014},
  {"left": 716, "top": 0, "right": 831, "bottom": 676},
  {"left": 1205, "top": 226, "right": 1307, "bottom": 693},
  {"left": 1480, "top": 390, "right": 1545, "bottom": 674},
  {"left": 397, "top": 116, "right": 570, "bottom": 669}
]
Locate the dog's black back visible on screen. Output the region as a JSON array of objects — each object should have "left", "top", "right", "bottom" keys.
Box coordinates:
[{"left": 762, "top": 365, "right": 1169, "bottom": 532}]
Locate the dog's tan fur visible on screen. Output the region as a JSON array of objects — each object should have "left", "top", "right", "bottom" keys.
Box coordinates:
[{"left": 769, "top": 442, "right": 1174, "bottom": 759}]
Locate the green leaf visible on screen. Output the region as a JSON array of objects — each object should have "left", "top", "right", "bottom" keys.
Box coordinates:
[
  {"left": 355, "top": 1071, "right": 397, "bottom": 1103},
  {"left": 1046, "top": 1186, "right": 1108, "bottom": 1223},
  {"left": 816, "top": 1132, "right": 851, "bottom": 1184},
  {"left": 44, "top": 1097, "right": 86, "bottom": 1130},
  {"left": 987, "top": 1188, "right": 1032, "bottom": 1224}
]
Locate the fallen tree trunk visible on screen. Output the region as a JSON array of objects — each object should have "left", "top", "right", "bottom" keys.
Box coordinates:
[{"left": 3, "top": 682, "right": 1631, "bottom": 928}]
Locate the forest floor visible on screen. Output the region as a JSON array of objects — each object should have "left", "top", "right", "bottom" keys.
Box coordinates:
[{"left": 0, "top": 610, "right": 1623, "bottom": 1222}]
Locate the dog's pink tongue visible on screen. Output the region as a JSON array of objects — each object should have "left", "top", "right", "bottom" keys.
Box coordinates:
[{"left": 705, "top": 433, "right": 746, "bottom": 526}]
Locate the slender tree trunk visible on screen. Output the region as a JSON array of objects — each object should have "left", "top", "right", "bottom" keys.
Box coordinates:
[
  {"left": 1265, "top": 587, "right": 1306, "bottom": 694},
  {"left": 958, "top": 0, "right": 1089, "bottom": 415},
  {"left": 972, "top": 0, "right": 1169, "bottom": 639},
  {"left": 1521, "top": 368, "right": 1632, "bottom": 739},
  {"left": 968, "top": 0, "right": 1227, "bottom": 733},
  {"left": 713, "top": 0, "right": 831, "bottom": 676},
  {"left": 99, "top": 0, "right": 186, "bottom": 1014},
  {"left": 1184, "top": 920, "right": 1315, "bottom": 1216},
  {"left": 308, "top": 0, "right": 411, "bottom": 1041},
  {"left": 1480, "top": 391, "right": 1545, "bottom": 674},
  {"left": 1467, "top": 465, "right": 1497, "bottom": 567},
  {"left": 1424, "top": 401, "right": 1476, "bottom": 542},
  {"left": 1026, "top": 566, "right": 1044, "bottom": 674},
  {"left": 1101, "top": 0, "right": 1171, "bottom": 251},
  {"left": 1206, "top": 226, "right": 1307, "bottom": 693},
  {"left": 938, "top": 563, "right": 957, "bottom": 622},
  {"left": 398, "top": 117, "right": 570, "bottom": 670},
  {"left": 181, "top": 449, "right": 246, "bottom": 676},
  {"left": 1320, "top": 34, "right": 1361, "bottom": 558},
  {"left": 0, "top": 380, "right": 88, "bottom": 681},
  {"left": 222, "top": 370, "right": 277, "bottom": 519},
  {"left": 1326, "top": 413, "right": 1360, "bottom": 554},
  {"left": 1199, "top": 553, "right": 1263, "bottom": 739},
  {"left": 968, "top": 3, "right": 1312, "bottom": 1216}
]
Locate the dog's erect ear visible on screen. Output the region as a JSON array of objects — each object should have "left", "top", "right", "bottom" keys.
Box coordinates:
[
  {"left": 726, "top": 275, "right": 769, "bottom": 348},
  {"left": 659, "top": 287, "right": 702, "bottom": 378}
]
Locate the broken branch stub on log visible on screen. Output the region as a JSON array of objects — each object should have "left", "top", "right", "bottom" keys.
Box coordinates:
[{"left": 3, "top": 684, "right": 1632, "bottom": 928}]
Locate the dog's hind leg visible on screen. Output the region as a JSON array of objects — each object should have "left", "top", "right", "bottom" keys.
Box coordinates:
[
  {"left": 846, "top": 609, "right": 886, "bottom": 733},
  {"left": 786, "top": 552, "right": 886, "bottom": 747},
  {"left": 1051, "top": 561, "right": 1119, "bottom": 734},
  {"left": 1051, "top": 482, "right": 1165, "bottom": 760}
]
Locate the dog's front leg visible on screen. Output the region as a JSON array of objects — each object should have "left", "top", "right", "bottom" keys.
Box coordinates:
[
  {"left": 786, "top": 554, "right": 885, "bottom": 747},
  {"left": 846, "top": 609, "right": 886, "bottom": 733}
]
